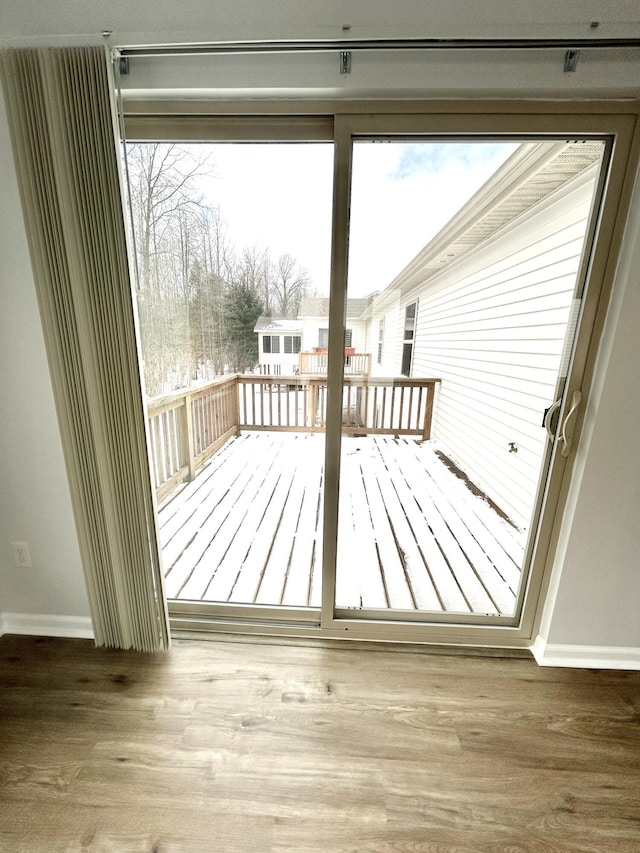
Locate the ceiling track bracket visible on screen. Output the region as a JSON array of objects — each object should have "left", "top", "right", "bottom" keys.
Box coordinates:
[{"left": 564, "top": 49, "right": 580, "bottom": 72}]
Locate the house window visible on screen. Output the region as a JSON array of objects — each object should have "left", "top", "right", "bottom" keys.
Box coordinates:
[
  {"left": 318, "top": 328, "right": 351, "bottom": 348},
  {"left": 401, "top": 302, "right": 417, "bottom": 376},
  {"left": 284, "top": 335, "right": 301, "bottom": 354},
  {"left": 263, "top": 335, "right": 280, "bottom": 354},
  {"left": 377, "top": 317, "right": 385, "bottom": 364}
]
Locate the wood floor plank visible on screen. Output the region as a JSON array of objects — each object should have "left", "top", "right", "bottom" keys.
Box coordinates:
[{"left": 1, "top": 636, "right": 639, "bottom": 853}]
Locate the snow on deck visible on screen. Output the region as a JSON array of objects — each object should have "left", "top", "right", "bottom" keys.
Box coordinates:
[{"left": 158, "top": 432, "right": 525, "bottom": 616}]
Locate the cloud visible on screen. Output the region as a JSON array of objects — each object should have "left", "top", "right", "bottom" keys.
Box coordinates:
[
  {"left": 347, "top": 141, "right": 521, "bottom": 295},
  {"left": 391, "top": 142, "right": 519, "bottom": 180}
]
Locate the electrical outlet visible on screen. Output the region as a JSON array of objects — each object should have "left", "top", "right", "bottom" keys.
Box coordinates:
[{"left": 11, "top": 541, "right": 32, "bottom": 568}]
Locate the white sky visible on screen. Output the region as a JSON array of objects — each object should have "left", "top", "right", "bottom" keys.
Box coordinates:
[{"left": 200, "top": 141, "right": 519, "bottom": 298}]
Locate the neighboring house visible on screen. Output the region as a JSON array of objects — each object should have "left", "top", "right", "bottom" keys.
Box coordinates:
[
  {"left": 297, "top": 296, "right": 374, "bottom": 353},
  {"left": 254, "top": 316, "right": 303, "bottom": 375},
  {"left": 255, "top": 296, "right": 376, "bottom": 374},
  {"left": 363, "top": 141, "right": 602, "bottom": 530}
]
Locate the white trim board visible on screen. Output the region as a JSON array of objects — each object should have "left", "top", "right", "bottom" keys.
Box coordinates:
[
  {"left": 531, "top": 635, "right": 640, "bottom": 670},
  {"left": 0, "top": 612, "right": 94, "bottom": 640}
]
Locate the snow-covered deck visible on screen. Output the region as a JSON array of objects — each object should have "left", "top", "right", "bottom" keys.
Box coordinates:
[{"left": 158, "top": 432, "right": 525, "bottom": 617}]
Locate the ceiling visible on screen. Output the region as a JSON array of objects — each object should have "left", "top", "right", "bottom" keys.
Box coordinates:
[
  {"left": 2, "top": 2, "right": 639, "bottom": 99},
  {"left": 2, "top": 1, "right": 640, "bottom": 47}
]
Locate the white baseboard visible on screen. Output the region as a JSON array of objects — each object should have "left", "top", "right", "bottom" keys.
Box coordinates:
[
  {"left": 0, "top": 612, "right": 94, "bottom": 640},
  {"left": 531, "top": 634, "right": 640, "bottom": 670}
]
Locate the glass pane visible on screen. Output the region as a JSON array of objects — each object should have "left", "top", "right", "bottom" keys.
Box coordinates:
[
  {"left": 335, "top": 138, "right": 605, "bottom": 622},
  {"left": 126, "top": 142, "right": 333, "bottom": 611}
]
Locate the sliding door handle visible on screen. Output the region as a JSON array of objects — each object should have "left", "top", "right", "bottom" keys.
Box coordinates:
[
  {"left": 560, "top": 390, "right": 582, "bottom": 458},
  {"left": 543, "top": 398, "right": 562, "bottom": 441}
]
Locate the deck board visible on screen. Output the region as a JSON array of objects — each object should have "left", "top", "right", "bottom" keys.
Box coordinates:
[
  {"left": 229, "top": 437, "right": 304, "bottom": 604},
  {"left": 371, "top": 439, "right": 470, "bottom": 613},
  {"left": 159, "top": 432, "right": 525, "bottom": 616},
  {"left": 382, "top": 438, "right": 516, "bottom": 613},
  {"left": 281, "top": 442, "right": 324, "bottom": 606},
  {"left": 180, "top": 437, "right": 288, "bottom": 600}
]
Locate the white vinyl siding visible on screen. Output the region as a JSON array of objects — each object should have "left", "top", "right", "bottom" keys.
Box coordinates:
[{"left": 409, "top": 171, "right": 596, "bottom": 529}]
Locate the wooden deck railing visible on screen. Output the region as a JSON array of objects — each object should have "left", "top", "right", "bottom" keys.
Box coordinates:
[
  {"left": 299, "top": 351, "right": 371, "bottom": 375},
  {"left": 147, "top": 374, "right": 440, "bottom": 499},
  {"left": 147, "top": 376, "right": 239, "bottom": 501}
]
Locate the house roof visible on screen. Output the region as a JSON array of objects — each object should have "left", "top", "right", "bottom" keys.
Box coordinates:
[
  {"left": 254, "top": 315, "right": 303, "bottom": 333},
  {"left": 369, "top": 140, "right": 603, "bottom": 312},
  {"left": 298, "top": 296, "right": 374, "bottom": 320}
]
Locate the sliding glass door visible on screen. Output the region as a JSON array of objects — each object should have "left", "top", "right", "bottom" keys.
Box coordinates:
[
  {"left": 334, "top": 133, "right": 606, "bottom": 629},
  {"left": 122, "top": 107, "right": 636, "bottom": 643},
  {"left": 126, "top": 136, "right": 333, "bottom": 621}
]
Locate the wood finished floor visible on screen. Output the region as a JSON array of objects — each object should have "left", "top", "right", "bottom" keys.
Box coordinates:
[
  {"left": 159, "top": 433, "right": 525, "bottom": 616},
  {"left": 1, "top": 635, "right": 639, "bottom": 852}
]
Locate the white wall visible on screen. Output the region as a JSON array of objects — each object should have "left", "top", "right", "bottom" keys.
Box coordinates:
[
  {"left": 1, "top": 0, "right": 639, "bottom": 663},
  {"left": 534, "top": 171, "right": 640, "bottom": 665},
  {"left": 370, "top": 299, "right": 404, "bottom": 378},
  {"left": 0, "top": 88, "right": 89, "bottom": 627},
  {"left": 4, "top": 2, "right": 639, "bottom": 98},
  {"left": 299, "top": 317, "right": 368, "bottom": 353},
  {"left": 257, "top": 332, "right": 300, "bottom": 375},
  {"left": 300, "top": 318, "right": 328, "bottom": 352}
]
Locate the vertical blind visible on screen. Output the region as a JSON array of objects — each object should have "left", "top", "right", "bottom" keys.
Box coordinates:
[{"left": 0, "top": 47, "right": 170, "bottom": 651}]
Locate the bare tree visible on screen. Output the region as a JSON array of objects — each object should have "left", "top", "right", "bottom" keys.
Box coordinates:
[
  {"left": 126, "top": 144, "right": 311, "bottom": 392},
  {"left": 126, "top": 143, "right": 213, "bottom": 393},
  {"left": 270, "top": 252, "right": 310, "bottom": 317}
]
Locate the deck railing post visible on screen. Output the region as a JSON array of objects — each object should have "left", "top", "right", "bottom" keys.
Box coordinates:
[
  {"left": 307, "top": 380, "right": 318, "bottom": 431},
  {"left": 422, "top": 381, "right": 435, "bottom": 441},
  {"left": 232, "top": 374, "right": 241, "bottom": 435},
  {"left": 181, "top": 392, "right": 197, "bottom": 481}
]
